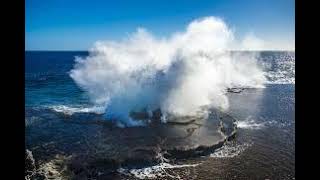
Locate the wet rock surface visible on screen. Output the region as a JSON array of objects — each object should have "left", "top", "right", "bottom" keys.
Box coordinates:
[
  {"left": 25, "top": 108, "right": 236, "bottom": 179},
  {"left": 25, "top": 149, "right": 36, "bottom": 177},
  {"left": 227, "top": 88, "right": 244, "bottom": 93}
]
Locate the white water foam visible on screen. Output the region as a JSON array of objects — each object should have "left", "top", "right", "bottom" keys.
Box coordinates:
[
  {"left": 117, "top": 162, "right": 200, "bottom": 179},
  {"left": 70, "top": 16, "right": 267, "bottom": 125},
  {"left": 210, "top": 142, "right": 252, "bottom": 158},
  {"left": 236, "top": 116, "right": 265, "bottom": 130},
  {"left": 48, "top": 105, "right": 105, "bottom": 115}
]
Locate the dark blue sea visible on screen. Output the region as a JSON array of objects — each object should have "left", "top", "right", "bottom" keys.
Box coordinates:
[{"left": 26, "top": 51, "right": 89, "bottom": 107}]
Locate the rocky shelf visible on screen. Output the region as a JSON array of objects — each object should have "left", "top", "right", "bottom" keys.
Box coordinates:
[{"left": 25, "top": 108, "right": 237, "bottom": 179}]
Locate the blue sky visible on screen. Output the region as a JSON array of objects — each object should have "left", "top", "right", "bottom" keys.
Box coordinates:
[{"left": 26, "top": 0, "right": 295, "bottom": 50}]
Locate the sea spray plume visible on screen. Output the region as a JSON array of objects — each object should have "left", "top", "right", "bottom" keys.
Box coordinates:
[{"left": 70, "top": 16, "right": 266, "bottom": 126}]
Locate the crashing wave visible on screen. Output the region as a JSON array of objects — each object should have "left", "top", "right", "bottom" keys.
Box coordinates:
[{"left": 70, "top": 16, "right": 267, "bottom": 125}]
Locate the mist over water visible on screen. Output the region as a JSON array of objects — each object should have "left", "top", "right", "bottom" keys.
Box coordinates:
[{"left": 70, "top": 17, "right": 266, "bottom": 125}]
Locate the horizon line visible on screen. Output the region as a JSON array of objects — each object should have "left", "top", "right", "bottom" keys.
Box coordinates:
[{"left": 25, "top": 49, "right": 295, "bottom": 52}]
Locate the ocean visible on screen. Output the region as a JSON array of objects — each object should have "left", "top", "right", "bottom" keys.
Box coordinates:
[{"left": 25, "top": 51, "right": 295, "bottom": 179}]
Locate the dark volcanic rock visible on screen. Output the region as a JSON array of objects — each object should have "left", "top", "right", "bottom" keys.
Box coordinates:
[
  {"left": 26, "top": 107, "right": 237, "bottom": 179},
  {"left": 227, "top": 87, "right": 244, "bottom": 93},
  {"left": 25, "top": 149, "right": 36, "bottom": 175},
  {"left": 25, "top": 149, "right": 48, "bottom": 180}
]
